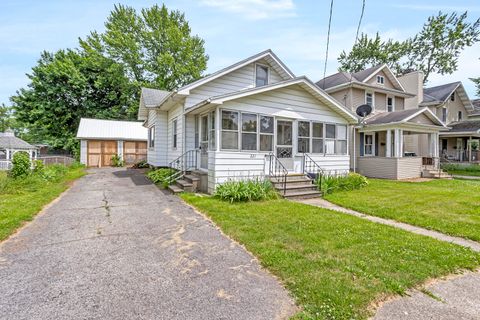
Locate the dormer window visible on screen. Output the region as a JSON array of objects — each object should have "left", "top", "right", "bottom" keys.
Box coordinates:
[
  {"left": 450, "top": 93, "right": 455, "bottom": 101},
  {"left": 255, "top": 64, "right": 269, "bottom": 87},
  {"left": 376, "top": 75, "right": 385, "bottom": 85}
]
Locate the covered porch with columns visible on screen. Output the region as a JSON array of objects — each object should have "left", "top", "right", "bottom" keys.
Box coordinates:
[{"left": 353, "top": 112, "right": 447, "bottom": 179}]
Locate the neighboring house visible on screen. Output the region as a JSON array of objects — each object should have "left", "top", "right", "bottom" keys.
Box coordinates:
[
  {"left": 317, "top": 65, "right": 447, "bottom": 179},
  {"left": 419, "top": 82, "right": 477, "bottom": 162},
  {"left": 139, "top": 50, "right": 357, "bottom": 194},
  {"left": 0, "top": 129, "right": 38, "bottom": 170},
  {"left": 469, "top": 99, "right": 480, "bottom": 120},
  {"left": 76, "top": 118, "right": 148, "bottom": 167}
]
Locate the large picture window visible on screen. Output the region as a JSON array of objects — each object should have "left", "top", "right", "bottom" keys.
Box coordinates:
[
  {"left": 297, "top": 121, "right": 310, "bottom": 153},
  {"left": 221, "top": 110, "right": 239, "bottom": 150},
  {"left": 259, "top": 116, "right": 274, "bottom": 151},
  {"left": 241, "top": 113, "right": 257, "bottom": 151}
]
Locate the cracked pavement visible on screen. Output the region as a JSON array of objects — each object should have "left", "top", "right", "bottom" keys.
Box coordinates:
[{"left": 0, "top": 168, "right": 296, "bottom": 320}]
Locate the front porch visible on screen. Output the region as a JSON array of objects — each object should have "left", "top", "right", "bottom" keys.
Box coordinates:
[{"left": 439, "top": 135, "right": 480, "bottom": 163}]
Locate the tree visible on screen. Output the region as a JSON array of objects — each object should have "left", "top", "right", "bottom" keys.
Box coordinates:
[
  {"left": 0, "top": 104, "right": 16, "bottom": 132},
  {"left": 11, "top": 49, "right": 135, "bottom": 155},
  {"left": 81, "top": 4, "right": 208, "bottom": 91},
  {"left": 338, "top": 11, "right": 480, "bottom": 83},
  {"left": 338, "top": 33, "right": 410, "bottom": 74}
]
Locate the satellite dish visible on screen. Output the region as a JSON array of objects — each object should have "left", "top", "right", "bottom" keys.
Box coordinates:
[{"left": 356, "top": 104, "right": 372, "bottom": 118}]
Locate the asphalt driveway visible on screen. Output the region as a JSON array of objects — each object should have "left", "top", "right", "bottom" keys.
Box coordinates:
[{"left": 0, "top": 168, "right": 296, "bottom": 320}]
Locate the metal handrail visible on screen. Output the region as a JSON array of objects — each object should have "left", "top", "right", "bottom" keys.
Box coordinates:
[
  {"left": 267, "top": 153, "right": 288, "bottom": 195},
  {"left": 167, "top": 149, "right": 198, "bottom": 184},
  {"left": 303, "top": 153, "right": 325, "bottom": 192}
]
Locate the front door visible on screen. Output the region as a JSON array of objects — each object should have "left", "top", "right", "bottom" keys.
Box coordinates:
[
  {"left": 200, "top": 115, "right": 209, "bottom": 169},
  {"left": 276, "top": 120, "right": 294, "bottom": 170}
]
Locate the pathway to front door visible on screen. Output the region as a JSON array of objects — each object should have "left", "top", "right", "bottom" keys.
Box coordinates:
[{"left": 0, "top": 168, "right": 296, "bottom": 320}]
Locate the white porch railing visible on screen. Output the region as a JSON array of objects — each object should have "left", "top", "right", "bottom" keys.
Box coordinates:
[{"left": 0, "top": 160, "right": 12, "bottom": 170}]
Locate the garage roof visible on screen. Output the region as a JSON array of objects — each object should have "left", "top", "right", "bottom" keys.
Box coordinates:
[{"left": 76, "top": 118, "right": 148, "bottom": 141}]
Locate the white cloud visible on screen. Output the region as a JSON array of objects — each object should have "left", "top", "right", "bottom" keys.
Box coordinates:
[
  {"left": 391, "top": 4, "right": 480, "bottom": 12},
  {"left": 199, "top": 0, "right": 295, "bottom": 20}
]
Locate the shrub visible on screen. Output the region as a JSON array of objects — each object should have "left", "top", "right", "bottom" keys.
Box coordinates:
[
  {"left": 111, "top": 154, "right": 124, "bottom": 167},
  {"left": 214, "top": 179, "right": 278, "bottom": 203},
  {"left": 32, "top": 159, "right": 45, "bottom": 175},
  {"left": 317, "top": 172, "right": 368, "bottom": 195},
  {"left": 10, "top": 151, "right": 31, "bottom": 178},
  {"left": 441, "top": 163, "right": 480, "bottom": 173},
  {"left": 147, "top": 168, "right": 175, "bottom": 187}
]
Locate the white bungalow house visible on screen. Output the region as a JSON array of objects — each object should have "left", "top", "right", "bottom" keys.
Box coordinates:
[
  {"left": 139, "top": 50, "right": 357, "bottom": 196},
  {"left": 0, "top": 129, "right": 38, "bottom": 170}
]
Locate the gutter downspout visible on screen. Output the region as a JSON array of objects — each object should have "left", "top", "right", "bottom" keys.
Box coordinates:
[{"left": 353, "top": 125, "right": 356, "bottom": 173}]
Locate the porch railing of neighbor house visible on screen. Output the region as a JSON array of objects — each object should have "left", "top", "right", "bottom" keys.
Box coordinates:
[
  {"left": 302, "top": 153, "right": 324, "bottom": 192},
  {"left": 167, "top": 149, "right": 198, "bottom": 184},
  {"left": 267, "top": 153, "right": 288, "bottom": 196}
]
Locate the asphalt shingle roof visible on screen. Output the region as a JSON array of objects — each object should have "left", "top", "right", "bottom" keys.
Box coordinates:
[
  {"left": 316, "top": 64, "right": 385, "bottom": 90},
  {"left": 141, "top": 87, "right": 171, "bottom": 107},
  {"left": 423, "top": 82, "right": 460, "bottom": 103},
  {"left": 471, "top": 99, "right": 480, "bottom": 115},
  {"left": 0, "top": 133, "right": 35, "bottom": 150},
  {"left": 447, "top": 120, "right": 480, "bottom": 133},
  {"left": 363, "top": 109, "right": 421, "bottom": 125}
]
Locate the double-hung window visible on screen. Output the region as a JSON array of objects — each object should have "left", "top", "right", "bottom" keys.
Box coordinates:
[
  {"left": 172, "top": 119, "right": 177, "bottom": 149},
  {"left": 442, "top": 108, "right": 447, "bottom": 123},
  {"left": 458, "top": 111, "right": 463, "bottom": 121},
  {"left": 148, "top": 126, "right": 155, "bottom": 148},
  {"left": 387, "top": 97, "right": 394, "bottom": 112},
  {"left": 312, "top": 122, "right": 323, "bottom": 153},
  {"left": 209, "top": 111, "right": 216, "bottom": 150},
  {"left": 335, "top": 125, "right": 347, "bottom": 154},
  {"left": 259, "top": 116, "right": 274, "bottom": 151},
  {"left": 366, "top": 92, "right": 373, "bottom": 107},
  {"left": 325, "top": 124, "right": 336, "bottom": 154},
  {"left": 221, "top": 110, "right": 239, "bottom": 150},
  {"left": 241, "top": 113, "right": 257, "bottom": 151},
  {"left": 255, "top": 64, "right": 269, "bottom": 87},
  {"left": 376, "top": 75, "right": 385, "bottom": 84},
  {"left": 364, "top": 134, "right": 373, "bottom": 155},
  {"left": 297, "top": 121, "right": 310, "bottom": 153}
]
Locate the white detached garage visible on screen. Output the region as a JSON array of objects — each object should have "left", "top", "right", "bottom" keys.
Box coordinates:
[{"left": 76, "top": 118, "right": 148, "bottom": 167}]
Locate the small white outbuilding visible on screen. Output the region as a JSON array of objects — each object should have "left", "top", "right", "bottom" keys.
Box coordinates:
[{"left": 76, "top": 118, "right": 148, "bottom": 167}]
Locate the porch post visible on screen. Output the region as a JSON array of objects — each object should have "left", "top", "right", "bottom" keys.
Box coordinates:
[
  {"left": 386, "top": 130, "right": 392, "bottom": 157},
  {"left": 394, "top": 129, "right": 403, "bottom": 157},
  {"left": 469, "top": 136, "right": 472, "bottom": 162}
]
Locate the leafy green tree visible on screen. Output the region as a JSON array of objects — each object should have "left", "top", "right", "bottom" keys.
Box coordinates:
[
  {"left": 11, "top": 49, "right": 134, "bottom": 155},
  {"left": 0, "top": 104, "right": 16, "bottom": 132},
  {"left": 338, "top": 33, "right": 410, "bottom": 74},
  {"left": 338, "top": 11, "right": 480, "bottom": 83},
  {"left": 82, "top": 4, "right": 208, "bottom": 90}
]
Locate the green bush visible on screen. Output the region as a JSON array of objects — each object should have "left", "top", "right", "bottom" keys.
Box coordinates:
[
  {"left": 111, "top": 154, "right": 124, "bottom": 167},
  {"left": 441, "top": 163, "right": 480, "bottom": 173},
  {"left": 32, "top": 159, "right": 45, "bottom": 175},
  {"left": 214, "top": 179, "right": 278, "bottom": 203},
  {"left": 147, "top": 168, "right": 175, "bottom": 187},
  {"left": 10, "top": 151, "right": 31, "bottom": 178},
  {"left": 317, "top": 172, "right": 368, "bottom": 195}
]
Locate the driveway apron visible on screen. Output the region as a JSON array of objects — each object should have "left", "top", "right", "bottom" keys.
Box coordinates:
[{"left": 0, "top": 168, "right": 296, "bottom": 320}]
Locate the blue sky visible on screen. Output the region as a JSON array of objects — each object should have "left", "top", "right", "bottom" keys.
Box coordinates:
[{"left": 1, "top": 0, "right": 479, "bottom": 106}]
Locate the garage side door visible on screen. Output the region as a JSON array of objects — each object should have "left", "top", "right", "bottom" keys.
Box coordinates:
[{"left": 123, "top": 141, "right": 147, "bottom": 165}]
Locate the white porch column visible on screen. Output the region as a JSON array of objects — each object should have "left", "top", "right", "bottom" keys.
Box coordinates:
[
  {"left": 386, "top": 130, "right": 392, "bottom": 157},
  {"left": 394, "top": 129, "right": 403, "bottom": 157},
  {"left": 6, "top": 149, "right": 10, "bottom": 160}
]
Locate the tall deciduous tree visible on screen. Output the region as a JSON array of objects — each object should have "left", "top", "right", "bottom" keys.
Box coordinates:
[
  {"left": 0, "top": 104, "right": 16, "bottom": 132},
  {"left": 338, "top": 11, "right": 480, "bottom": 83},
  {"left": 82, "top": 4, "right": 208, "bottom": 91}
]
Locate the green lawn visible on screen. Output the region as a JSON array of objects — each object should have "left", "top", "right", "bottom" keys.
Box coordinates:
[
  {"left": 0, "top": 166, "right": 85, "bottom": 241},
  {"left": 325, "top": 179, "right": 480, "bottom": 241},
  {"left": 181, "top": 194, "right": 480, "bottom": 320}
]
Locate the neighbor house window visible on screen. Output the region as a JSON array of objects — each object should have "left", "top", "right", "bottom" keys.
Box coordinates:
[
  {"left": 297, "top": 121, "right": 310, "bottom": 153},
  {"left": 259, "top": 115, "right": 274, "bottom": 151},
  {"left": 442, "top": 108, "right": 447, "bottom": 123},
  {"left": 458, "top": 111, "right": 463, "bottom": 121},
  {"left": 450, "top": 93, "right": 455, "bottom": 101},
  {"left": 172, "top": 119, "right": 177, "bottom": 149},
  {"left": 365, "top": 92, "right": 373, "bottom": 107},
  {"left": 255, "top": 64, "right": 269, "bottom": 87},
  {"left": 148, "top": 126, "right": 155, "bottom": 148},
  {"left": 387, "top": 97, "right": 394, "bottom": 112},
  {"left": 376, "top": 75, "right": 385, "bottom": 84},
  {"left": 221, "top": 110, "right": 239, "bottom": 150},
  {"left": 364, "top": 133, "right": 374, "bottom": 155},
  {"left": 209, "top": 111, "right": 216, "bottom": 150},
  {"left": 241, "top": 113, "right": 257, "bottom": 151}
]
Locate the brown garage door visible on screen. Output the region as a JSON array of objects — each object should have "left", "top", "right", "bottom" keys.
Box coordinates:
[
  {"left": 87, "top": 140, "right": 118, "bottom": 167},
  {"left": 123, "top": 141, "right": 147, "bottom": 165}
]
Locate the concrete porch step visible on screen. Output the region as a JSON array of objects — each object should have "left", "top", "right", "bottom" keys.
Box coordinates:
[
  {"left": 283, "top": 189, "right": 322, "bottom": 200},
  {"left": 168, "top": 184, "right": 184, "bottom": 194},
  {"left": 176, "top": 179, "right": 193, "bottom": 192}
]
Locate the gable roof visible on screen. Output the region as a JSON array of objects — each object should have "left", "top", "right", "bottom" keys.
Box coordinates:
[
  {"left": 316, "top": 64, "right": 406, "bottom": 92},
  {"left": 363, "top": 108, "right": 445, "bottom": 127},
  {"left": 422, "top": 82, "right": 473, "bottom": 110},
  {"left": 185, "top": 76, "right": 358, "bottom": 122},
  {"left": 177, "top": 49, "right": 295, "bottom": 95},
  {"left": 0, "top": 131, "right": 36, "bottom": 150},
  {"left": 76, "top": 118, "right": 148, "bottom": 141},
  {"left": 446, "top": 120, "right": 480, "bottom": 133},
  {"left": 141, "top": 87, "right": 171, "bottom": 107}
]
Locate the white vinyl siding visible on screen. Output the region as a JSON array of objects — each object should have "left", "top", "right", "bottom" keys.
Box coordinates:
[
  {"left": 80, "top": 140, "right": 87, "bottom": 164},
  {"left": 146, "top": 109, "right": 168, "bottom": 167},
  {"left": 167, "top": 103, "right": 183, "bottom": 163},
  {"left": 184, "top": 59, "right": 285, "bottom": 109}
]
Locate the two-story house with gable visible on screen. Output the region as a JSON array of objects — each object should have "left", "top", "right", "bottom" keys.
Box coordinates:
[
  {"left": 139, "top": 50, "right": 358, "bottom": 195},
  {"left": 317, "top": 65, "right": 447, "bottom": 179}
]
